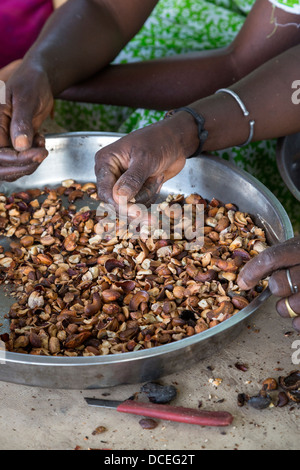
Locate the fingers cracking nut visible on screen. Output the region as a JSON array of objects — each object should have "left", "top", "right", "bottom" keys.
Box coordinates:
[{"left": 0, "top": 184, "right": 269, "bottom": 356}]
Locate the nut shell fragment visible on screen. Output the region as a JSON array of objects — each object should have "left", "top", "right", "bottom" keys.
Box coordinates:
[
  {"left": 64, "top": 232, "right": 78, "bottom": 251},
  {"left": 279, "top": 370, "right": 300, "bottom": 402},
  {"left": 28, "top": 291, "right": 44, "bottom": 309}
]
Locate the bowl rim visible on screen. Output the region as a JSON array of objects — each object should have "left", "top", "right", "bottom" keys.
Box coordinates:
[{"left": 276, "top": 134, "right": 300, "bottom": 202}]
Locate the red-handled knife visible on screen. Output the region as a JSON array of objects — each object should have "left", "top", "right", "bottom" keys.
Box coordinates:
[{"left": 84, "top": 397, "right": 233, "bottom": 427}]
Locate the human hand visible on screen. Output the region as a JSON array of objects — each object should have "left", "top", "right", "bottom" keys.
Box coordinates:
[
  {"left": 237, "top": 237, "right": 300, "bottom": 332},
  {"left": 0, "top": 63, "right": 53, "bottom": 154},
  {"left": 95, "top": 120, "right": 187, "bottom": 208},
  {"left": 0, "top": 134, "right": 48, "bottom": 181}
]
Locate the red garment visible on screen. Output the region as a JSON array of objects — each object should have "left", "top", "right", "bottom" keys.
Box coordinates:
[{"left": 0, "top": 0, "right": 54, "bottom": 68}]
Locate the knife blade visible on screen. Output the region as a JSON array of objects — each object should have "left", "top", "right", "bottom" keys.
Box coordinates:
[{"left": 84, "top": 397, "right": 233, "bottom": 427}]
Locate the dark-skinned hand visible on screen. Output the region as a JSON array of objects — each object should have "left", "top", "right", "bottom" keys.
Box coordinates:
[
  {"left": 0, "top": 63, "right": 53, "bottom": 177},
  {"left": 95, "top": 119, "right": 188, "bottom": 211},
  {"left": 238, "top": 237, "right": 300, "bottom": 332},
  {"left": 0, "top": 134, "right": 48, "bottom": 181}
]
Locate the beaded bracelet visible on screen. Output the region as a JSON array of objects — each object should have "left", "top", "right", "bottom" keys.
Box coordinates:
[
  {"left": 215, "top": 88, "right": 255, "bottom": 147},
  {"left": 164, "top": 106, "right": 208, "bottom": 158}
]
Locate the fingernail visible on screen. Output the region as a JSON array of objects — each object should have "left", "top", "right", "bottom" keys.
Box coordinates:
[
  {"left": 32, "top": 156, "right": 42, "bottom": 163},
  {"left": 15, "top": 134, "right": 29, "bottom": 151},
  {"left": 32, "top": 154, "right": 46, "bottom": 163},
  {"left": 117, "top": 185, "right": 132, "bottom": 198},
  {"left": 237, "top": 278, "right": 248, "bottom": 290}
]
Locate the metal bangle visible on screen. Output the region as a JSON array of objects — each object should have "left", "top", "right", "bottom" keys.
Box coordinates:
[
  {"left": 286, "top": 268, "right": 298, "bottom": 295},
  {"left": 215, "top": 88, "right": 255, "bottom": 147}
]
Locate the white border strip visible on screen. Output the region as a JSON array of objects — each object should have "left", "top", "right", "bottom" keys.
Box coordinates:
[{"left": 269, "top": 0, "right": 300, "bottom": 14}]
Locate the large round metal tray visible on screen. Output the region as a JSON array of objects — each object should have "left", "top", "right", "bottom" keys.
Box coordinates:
[{"left": 0, "top": 132, "right": 293, "bottom": 389}]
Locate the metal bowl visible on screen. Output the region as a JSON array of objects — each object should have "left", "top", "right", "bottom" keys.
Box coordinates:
[
  {"left": 277, "top": 133, "right": 300, "bottom": 202},
  {"left": 0, "top": 132, "right": 293, "bottom": 389}
]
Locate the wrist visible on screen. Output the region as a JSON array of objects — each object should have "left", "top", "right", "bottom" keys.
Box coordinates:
[
  {"left": 23, "top": 52, "right": 63, "bottom": 96},
  {"left": 13, "top": 57, "right": 50, "bottom": 89},
  {"left": 165, "top": 107, "right": 208, "bottom": 158},
  {"left": 164, "top": 109, "right": 206, "bottom": 159}
]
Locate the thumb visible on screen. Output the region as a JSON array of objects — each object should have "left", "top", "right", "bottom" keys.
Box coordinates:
[
  {"left": 113, "top": 160, "right": 150, "bottom": 204},
  {"left": 10, "top": 98, "right": 35, "bottom": 151}
]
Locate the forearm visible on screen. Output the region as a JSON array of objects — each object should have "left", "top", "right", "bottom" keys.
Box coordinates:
[
  {"left": 168, "top": 44, "right": 300, "bottom": 157},
  {"left": 58, "top": 47, "right": 236, "bottom": 109},
  {"left": 58, "top": 0, "right": 300, "bottom": 109},
  {"left": 23, "top": 0, "right": 158, "bottom": 96}
]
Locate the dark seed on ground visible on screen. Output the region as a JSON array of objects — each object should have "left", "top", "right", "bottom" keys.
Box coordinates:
[
  {"left": 140, "top": 382, "right": 177, "bottom": 404},
  {"left": 139, "top": 418, "right": 158, "bottom": 429},
  {"left": 248, "top": 394, "right": 271, "bottom": 410}
]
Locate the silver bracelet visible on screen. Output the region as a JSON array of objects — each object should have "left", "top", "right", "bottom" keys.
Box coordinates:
[{"left": 215, "top": 88, "right": 255, "bottom": 147}]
